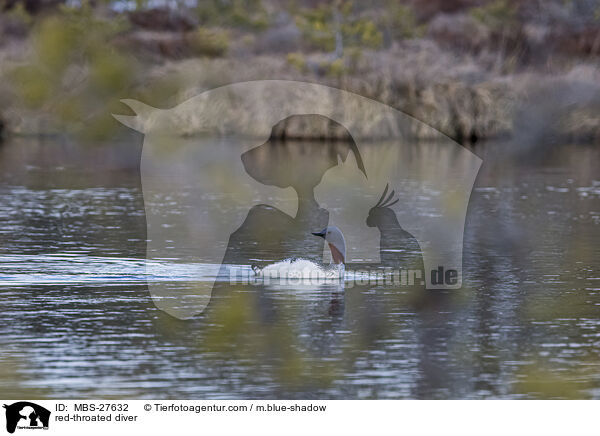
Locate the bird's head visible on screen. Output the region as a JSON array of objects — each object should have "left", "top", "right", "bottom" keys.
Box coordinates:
[{"left": 312, "top": 226, "right": 346, "bottom": 264}]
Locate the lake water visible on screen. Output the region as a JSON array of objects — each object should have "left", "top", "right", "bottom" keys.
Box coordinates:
[{"left": 0, "top": 136, "right": 598, "bottom": 399}]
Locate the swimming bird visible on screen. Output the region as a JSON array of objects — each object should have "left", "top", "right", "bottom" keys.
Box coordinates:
[{"left": 252, "top": 226, "right": 346, "bottom": 280}]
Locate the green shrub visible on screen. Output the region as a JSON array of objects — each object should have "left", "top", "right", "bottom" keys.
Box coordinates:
[
  {"left": 286, "top": 52, "right": 307, "bottom": 72},
  {"left": 294, "top": 4, "right": 337, "bottom": 51},
  {"left": 7, "top": 4, "right": 138, "bottom": 139},
  {"left": 197, "top": 0, "right": 269, "bottom": 30},
  {"left": 295, "top": 2, "right": 383, "bottom": 52},
  {"left": 188, "top": 28, "right": 229, "bottom": 57},
  {"left": 343, "top": 18, "right": 383, "bottom": 49},
  {"left": 324, "top": 58, "right": 346, "bottom": 77},
  {"left": 470, "top": 0, "right": 518, "bottom": 30},
  {"left": 383, "top": 3, "right": 423, "bottom": 40}
]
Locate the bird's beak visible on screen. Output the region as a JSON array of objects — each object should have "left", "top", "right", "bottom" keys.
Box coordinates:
[{"left": 312, "top": 231, "right": 326, "bottom": 238}]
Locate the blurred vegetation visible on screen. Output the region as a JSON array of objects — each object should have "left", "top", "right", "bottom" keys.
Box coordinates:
[
  {"left": 470, "top": 0, "right": 518, "bottom": 30},
  {"left": 0, "top": 0, "right": 598, "bottom": 142},
  {"left": 294, "top": 1, "right": 383, "bottom": 53},
  {"left": 286, "top": 51, "right": 307, "bottom": 72},
  {"left": 3, "top": 2, "right": 33, "bottom": 29},
  {"left": 187, "top": 27, "right": 230, "bottom": 57},
  {"left": 380, "top": 1, "right": 424, "bottom": 41},
  {"left": 197, "top": 0, "right": 269, "bottom": 30},
  {"left": 7, "top": 3, "right": 136, "bottom": 139}
]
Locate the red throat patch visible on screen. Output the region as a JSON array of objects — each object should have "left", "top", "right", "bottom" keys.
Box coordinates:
[{"left": 328, "top": 243, "right": 345, "bottom": 264}]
